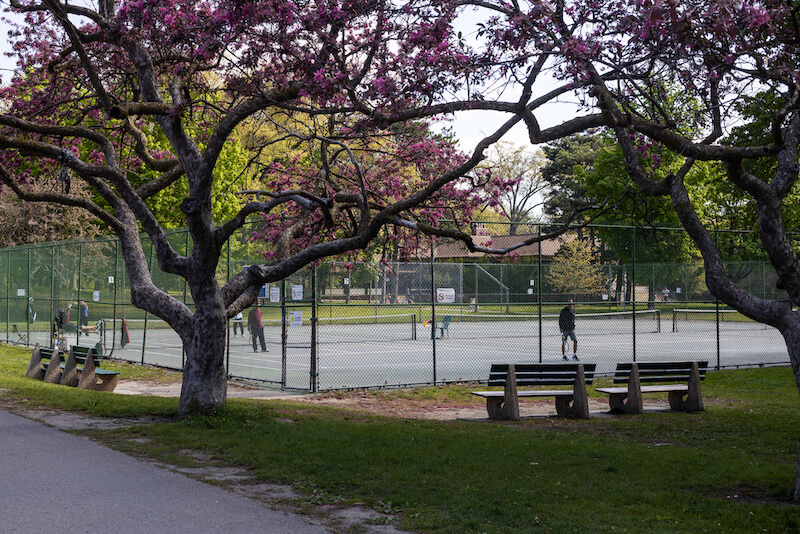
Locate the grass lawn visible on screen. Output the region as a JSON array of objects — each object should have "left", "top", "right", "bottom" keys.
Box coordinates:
[{"left": 1, "top": 343, "right": 799, "bottom": 533}]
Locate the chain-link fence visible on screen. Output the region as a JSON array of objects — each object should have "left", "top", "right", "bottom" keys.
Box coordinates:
[{"left": 1, "top": 223, "right": 791, "bottom": 391}]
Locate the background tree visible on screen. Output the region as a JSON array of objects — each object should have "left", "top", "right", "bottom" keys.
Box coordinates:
[
  {"left": 545, "top": 238, "right": 606, "bottom": 300},
  {"left": 0, "top": 179, "right": 102, "bottom": 247},
  {"left": 540, "top": 134, "right": 609, "bottom": 222},
  {"left": 482, "top": 141, "right": 547, "bottom": 234}
]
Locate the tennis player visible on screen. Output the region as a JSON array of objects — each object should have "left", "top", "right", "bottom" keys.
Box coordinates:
[{"left": 559, "top": 299, "right": 578, "bottom": 361}]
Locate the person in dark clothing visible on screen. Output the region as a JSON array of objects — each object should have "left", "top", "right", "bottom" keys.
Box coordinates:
[
  {"left": 79, "top": 301, "right": 89, "bottom": 328},
  {"left": 247, "top": 307, "right": 268, "bottom": 353},
  {"left": 559, "top": 299, "right": 578, "bottom": 361}
]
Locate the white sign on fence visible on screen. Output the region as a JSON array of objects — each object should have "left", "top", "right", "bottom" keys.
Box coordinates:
[
  {"left": 290, "top": 311, "right": 303, "bottom": 326},
  {"left": 270, "top": 287, "right": 280, "bottom": 303},
  {"left": 292, "top": 284, "right": 304, "bottom": 300},
  {"left": 436, "top": 287, "right": 455, "bottom": 303}
]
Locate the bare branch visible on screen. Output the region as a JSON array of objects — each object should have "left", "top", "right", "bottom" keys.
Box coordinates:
[{"left": 0, "top": 162, "right": 121, "bottom": 231}]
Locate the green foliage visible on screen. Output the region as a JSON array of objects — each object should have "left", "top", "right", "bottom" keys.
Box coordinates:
[
  {"left": 546, "top": 238, "right": 606, "bottom": 298},
  {"left": 145, "top": 136, "right": 251, "bottom": 229},
  {"left": 541, "top": 133, "right": 608, "bottom": 221}
]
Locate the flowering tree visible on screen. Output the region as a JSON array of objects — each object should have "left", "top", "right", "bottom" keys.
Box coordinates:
[
  {"left": 0, "top": 0, "right": 525, "bottom": 418},
  {"left": 3, "top": 0, "right": 800, "bottom": 499}
]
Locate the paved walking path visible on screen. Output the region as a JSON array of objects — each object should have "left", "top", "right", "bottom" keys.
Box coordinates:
[{"left": 0, "top": 409, "right": 330, "bottom": 534}]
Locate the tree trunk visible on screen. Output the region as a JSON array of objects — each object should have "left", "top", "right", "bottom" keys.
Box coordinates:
[
  {"left": 178, "top": 308, "right": 228, "bottom": 416},
  {"left": 779, "top": 322, "right": 800, "bottom": 502}
]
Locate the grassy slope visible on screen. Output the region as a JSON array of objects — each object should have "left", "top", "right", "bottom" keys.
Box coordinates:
[{"left": 1, "top": 343, "right": 798, "bottom": 533}]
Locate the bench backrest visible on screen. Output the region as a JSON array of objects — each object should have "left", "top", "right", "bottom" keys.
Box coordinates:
[
  {"left": 39, "top": 348, "right": 63, "bottom": 363},
  {"left": 72, "top": 346, "right": 101, "bottom": 366},
  {"left": 613, "top": 361, "right": 708, "bottom": 384},
  {"left": 489, "top": 363, "right": 596, "bottom": 387}
]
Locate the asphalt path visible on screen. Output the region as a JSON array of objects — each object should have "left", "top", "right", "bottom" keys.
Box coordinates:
[{"left": 0, "top": 409, "right": 330, "bottom": 534}]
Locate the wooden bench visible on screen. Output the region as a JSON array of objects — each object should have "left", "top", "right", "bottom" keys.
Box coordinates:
[
  {"left": 61, "top": 345, "right": 119, "bottom": 392},
  {"left": 26, "top": 344, "right": 64, "bottom": 383},
  {"left": 596, "top": 361, "right": 708, "bottom": 414},
  {"left": 27, "top": 343, "right": 119, "bottom": 392},
  {"left": 471, "top": 363, "right": 597, "bottom": 420}
]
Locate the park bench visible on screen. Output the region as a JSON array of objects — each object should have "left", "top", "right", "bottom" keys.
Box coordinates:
[
  {"left": 471, "top": 362, "right": 596, "bottom": 420},
  {"left": 596, "top": 361, "right": 708, "bottom": 414},
  {"left": 26, "top": 344, "right": 64, "bottom": 384},
  {"left": 61, "top": 345, "right": 119, "bottom": 392}
]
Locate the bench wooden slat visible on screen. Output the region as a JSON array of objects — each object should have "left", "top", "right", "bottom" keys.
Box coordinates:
[
  {"left": 472, "top": 390, "right": 578, "bottom": 398},
  {"left": 488, "top": 363, "right": 596, "bottom": 387},
  {"left": 612, "top": 361, "right": 707, "bottom": 384}
]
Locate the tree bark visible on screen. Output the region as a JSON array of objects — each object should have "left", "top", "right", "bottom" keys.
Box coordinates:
[
  {"left": 178, "top": 310, "right": 228, "bottom": 416},
  {"left": 779, "top": 322, "right": 800, "bottom": 501}
]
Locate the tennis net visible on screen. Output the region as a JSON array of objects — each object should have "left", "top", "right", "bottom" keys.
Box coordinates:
[
  {"left": 429, "top": 309, "right": 661, "bottom": 340},
  {"left": 672, "top": 308, "right": 772, "bottom": 332},
  {"left": 313, "top": 313, "right": 418, "bottom": 343}
]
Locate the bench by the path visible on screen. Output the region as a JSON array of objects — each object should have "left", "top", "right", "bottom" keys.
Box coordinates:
[
  {"left": 26, "top": 344, "right": 64, "bottom": 383},
  {"left": 596, "top": 361, "right": 707, "bottom": 414},
  {"left": 471, "top": 363, "right": 596, "bottom": 420},
  {"left": 61, "top": 345, "right": 120, "bottom": 392},
  {"left": 27, "top": 343, "right": 119, "bottom": 392}
]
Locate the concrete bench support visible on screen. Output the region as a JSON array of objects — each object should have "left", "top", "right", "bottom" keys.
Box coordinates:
[
  {"left": 606, "top": 363, "right": 643, "bottom": 414},
  {"left": 60, "top": 347, "right": 80, "bottom": 387},
  {"left": 668, "top": 362, "right": 704, "bottom": 412},
  {"left": 554, "top": 365, "right": 590, "bottom": 419},
  {"left": 43, "top": 350, "right": 63, "bottom": 384},
  {"left": 26, "top": 344, "right": 46, "bottom": 380},
  {"left": 77, "top": 350, "right": 119, "bottom": 392}
]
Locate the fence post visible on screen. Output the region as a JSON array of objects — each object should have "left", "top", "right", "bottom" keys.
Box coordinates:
[
  {"left": 5, "top": 250, "right": 9, "bottom": 343},
  {"left": 141, "top": 241, "right": 153, "bottom": 366},
  {"left": 538, "top": 224, "right": 543, "bottom": 363},
  {"left": 311, "top": 265, "right": 318, "bottom": 392},
  {"left": 715, "top": 229, "right": 721, "bottom": 370},
  {"left": 111, "top": 239, "right": 119, "bottom": 356},
  {"left": 430, "top": 240, "right": 437, "bottom": 384},
  {"left": 26, "top": 247, "right": 31, "bottom": 345},
  {"left": 225, "top": 236, "right": 230, "bottom": 377},
  {"left": 76, "top": 241, "right": 82, "bottom": 347},
  {"left": 281, "top": 278, "right": 287, "bottom": 387},
  {"left": 632, "top": 227, "right": 637, "bottom": 362}
]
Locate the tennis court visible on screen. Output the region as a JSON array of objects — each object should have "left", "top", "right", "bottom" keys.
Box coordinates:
[
  {"left": 2, "top": 223, "right": 793, "bottom": 392},
  {"left": 49, "top": 308, "right": 786, "bottom": 392}
]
